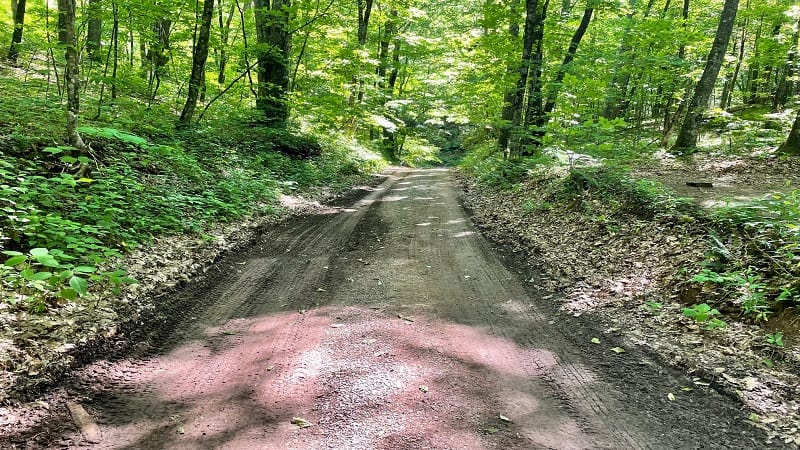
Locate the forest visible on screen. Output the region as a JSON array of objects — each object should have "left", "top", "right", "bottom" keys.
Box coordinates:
[{"left": 2, "top": 0, "right": 800, "bottom": 446}]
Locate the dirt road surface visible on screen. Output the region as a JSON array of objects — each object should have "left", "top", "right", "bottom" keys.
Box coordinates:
[{"left": 2, "top": 168, "right": 781, "bottom": 449}]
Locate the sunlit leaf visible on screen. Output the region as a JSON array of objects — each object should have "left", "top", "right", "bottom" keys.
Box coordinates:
[{"left": 69, "top": 276, "right": 89, "bottom": 296}]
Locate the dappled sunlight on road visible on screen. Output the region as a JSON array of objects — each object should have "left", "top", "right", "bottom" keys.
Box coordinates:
[{"left": 81, "top": 306, "right": 597, "bottom": 449}]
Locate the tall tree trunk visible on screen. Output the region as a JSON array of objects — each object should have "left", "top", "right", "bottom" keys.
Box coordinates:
[
  {"left": 217, "top": 0, "right": 236, "bottom": 84},
  {"left": 87, "top": 0, "right": 103, "bottom": 62},
  {"left": 543, "top": 7, "right": 593, "bottom": 115},
  {"left": 7, "top": 0, "right": 27, "bottom": 64},
  {"left": 671, "top": 0, "right": 739, "bottom": 153},
  {"left": 179, "top": 0, "right": 215, "bottom": 127},
  {"left": 509, "top": 0, "right": 548, "bottom": 157},
  {"left": 111, "top": 0, "right": 119, "bottom": 99},
  {"left": 498, "top": 0, "right": 520, "bottom": 153},
  {"left": 778, "top": 109, "right": 800, "bottom": 155},
  {"left": 146, "top": 19, "right": 171, "bottom": 101},
  {"left": 254, "top": 0, "right": 291, "bottom": 125},
  {"left": 58, "top": 0, "right": 86, "bottom": 150},
  {"left": 773, "top": 18, "right": 799, "bottom": 111},
  {"left": 348, "top": 0, "right": 374, "bottom": 107},
  {"left": 720, "top": 18, "right": 747, "bottom": 110}
]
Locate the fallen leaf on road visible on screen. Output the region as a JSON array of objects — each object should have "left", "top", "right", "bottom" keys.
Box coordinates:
[
  {"left": 668, "top": 393, "right": 675, "bottom": 401},
  {"left": 330, "top": 323, "right": 344, "bottom": 328},
  {"left": 747, "top": 413, "right": 760, "bottom": 423},
  {"left": 419, "top": 385, "right": 429, "bottom": 393},
  {"left": 499, "top": 414, "right": 512, "bottom": 423},
  {"left": 176, "top": 426, "right": 185, "bottom": 435},
  {"left": 482, "top": 427, "right": 499, "bottom": 435},
  {"left": 591, "top": 337, "right": 601, "bottom": 344},
  {"left": 610, "top": 347, "right": 625, "bottom": 354},
  {"left": 291, "top": 417, "right": 313, "bottom": 428}
]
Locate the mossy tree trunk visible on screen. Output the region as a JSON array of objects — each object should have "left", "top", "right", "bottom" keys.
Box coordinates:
[
  {"left": 178, "top": 0, "right": 215, "bottom": 127},
  {"left": 254, "top": 0, "right": 291, "bottom": 125}
]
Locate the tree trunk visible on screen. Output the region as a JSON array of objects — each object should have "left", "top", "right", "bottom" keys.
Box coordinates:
[
  {"left": 720, "top": 19, "right": 747, "bottom": 110},
  {"left": 217, "top": 0, "right": 236, "bottom": 84},
  {"left": 254, "top": 0, "right": 291, "bottom": 125},
  {"left": 178, "top": 0, "right": 215, "bottom": 127},
  {"left": 498, "top": 0, "right": 520, "bottom": 153},
  {"left": 671, "top": 0, "right": 739, "bottom": 153},
  {"left": 348, "top": 0, "right": 374, "bottom": 107},
  {"left": 146, "top": 19, "right": 171, "bottom": 101},
  {"left": 87, "top": 0, "right": 102, "bottom": 62},
  {"left": 58, "top": 0, "right": 86, "bottom": 150},
  {"left": 7, "top": 0, "right": 27, "bottom": 64},
  {"left": 509, "top": 0, "right": 548, "bottom": 157},
  {"left": 778, "top": 109, "right": 800, "bottom": 155},
  {"left": 543, "top": 7, "right": 593, "bottom": 115},
  {"left": 773, "top": 18, "right": 799, "bottom": 111}
]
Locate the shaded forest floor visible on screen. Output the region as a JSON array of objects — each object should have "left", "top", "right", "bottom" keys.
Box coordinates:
[{"left": 458, "top": 152, "right": 800, "bottom": 447}]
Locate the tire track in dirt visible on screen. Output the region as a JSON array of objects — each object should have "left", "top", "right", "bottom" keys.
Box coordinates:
[{"left": 0, "top": 168, "right": 781, "bottom": 449}]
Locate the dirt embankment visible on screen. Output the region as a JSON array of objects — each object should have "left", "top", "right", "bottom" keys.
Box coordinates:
[
  {"left": 457, "top": 161, "right": 800, "bottom": 448},
  {"left": 0, "top": 167, "right": 787, "bottom": 449}
]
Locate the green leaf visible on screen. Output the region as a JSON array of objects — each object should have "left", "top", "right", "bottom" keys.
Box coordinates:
[
  {"left": 59, "top": 269, "right": 74, "bottom": 280},
  {"left": 591, "top": 337, "right": 601, "bottom": 344},
  {"left": 610, "top": 347, "right": 625, "bottom": 354},
  {"left": 31, "top": 271, "right": 52, "bottom": 281},
  {"left": 20, "top": 269, "right": 35, "bottom": 280},
  {"left": 43, "top": 147, "right": 64, "bottom": 154},
  {"left": 69, "top": 276, "right": 89, "bottom": 296},
  {"left": 73, "top": 266, "right": 97, "bottom": 273},
  {"left": 35, "top": 255, "right": 60, "bottom": 267},
  {"left": 58, "top": 288, "right": 78, "bottom": 301},
  {"left": 1, "top": 251, "right": 24, "bottom": 256},
  {"left": 60, "top": 156, "right": 78, "bottom": 163},
  {"left": 4, "top": 255, "right": 27, "bottom": 266},
  {"left": 29, "top": 248, "right": 50, "bottom": 257},
  {"left": 77, "top": 177, "right": 94, "bottom": 183}
]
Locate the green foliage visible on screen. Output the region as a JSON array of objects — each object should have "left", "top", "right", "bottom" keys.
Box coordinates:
[
  {"left": 643, "top": 301, "right": 663, "bottom": 313},
  {"left": 1, "top": 114, "right": 380, "bottom": 314},
  {"left": 690, "top": 190, "right": 800, "bottom": 323},
  {"left": 0, "top": 248, "right": 135, "bottom": 312},
  {"left": 766, "top": 331, "right": 785, "bottom": 348},
  {"left": 693, "top": 268, "right": 770, "bottom": 321},
  {"left": 460, "top": 142, "right": 553, "bottom": 190},
  {"left": 682, "top": 303, "right": 727, "bottom": 331},
  {"left": 561, "top": 167, "right": 696, "bottom": 220}
]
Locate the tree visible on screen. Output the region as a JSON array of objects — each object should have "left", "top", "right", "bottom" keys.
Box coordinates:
[
  {"left": 87, "top": 0, "right": 103, "bottom": 62},
  {"left": 178, "top": 0, "right": 216, "bottom": 127},
  {"left": 146, "top": 18, "right": 172, "bottom": 102},
  {"left": 671, "top": 0, "right": 739, "bottom": 153},
  {"left": 542, "top": 6, "right": 593, "bottom": 115},
  {"left": 57, "top": 0, "right": 86, "bottom": 150},
  {"left": 506, "top": 0, "right": 549, "bottom": 157},
  {"left": 254, "top": 0, "right": 292, "bottom": 124},
  {"left": 498, "top": 0, "right": 521, "bottom": 153},
  {"left": 778, "top": 109, "right": 800, "bottom": 155},
  {"left": 7, "top": 0, "right": 26, "bottom": 64}
]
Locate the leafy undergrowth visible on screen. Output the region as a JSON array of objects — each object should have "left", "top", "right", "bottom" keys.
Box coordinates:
[
  {"left": 0, "top": 89, "right": 385, "bottom": 401},
  {"left": 459, "top": 153, "right": 800, "bottom": 446}
]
